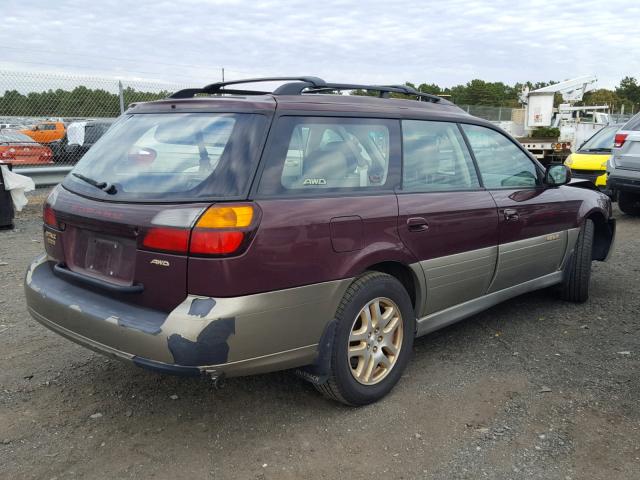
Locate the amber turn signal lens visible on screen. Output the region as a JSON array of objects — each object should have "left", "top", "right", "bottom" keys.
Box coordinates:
[{"left": 196, "top": 205, "right": 254, "bottom": 229}]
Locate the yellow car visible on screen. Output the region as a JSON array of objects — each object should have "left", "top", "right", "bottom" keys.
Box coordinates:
[{"left": 564, "top": 124, "right": 621, "bottom": 193}]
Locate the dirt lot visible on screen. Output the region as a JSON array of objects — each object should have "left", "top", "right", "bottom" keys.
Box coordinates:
[{"left": 1, "top": 191, "right": 639, "bottom": 480}]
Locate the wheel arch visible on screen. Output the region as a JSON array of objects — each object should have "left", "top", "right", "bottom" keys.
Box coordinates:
[
  {"left": 585, "top": 210, "right": 615, "bottom": 261},
  {"left": 364, "top": 261, "right": 425, "bottom": 317}
]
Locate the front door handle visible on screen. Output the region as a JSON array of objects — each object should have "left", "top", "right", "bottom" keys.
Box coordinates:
[
  {"left": 503, "top": 208, "right": 520, "bottom": 221},
  {"left": 407, "top": 217, "right": 429, "bottom": 232}
]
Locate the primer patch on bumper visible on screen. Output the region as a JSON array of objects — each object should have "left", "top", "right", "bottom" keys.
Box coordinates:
[
  {"left": 187, "top": 298, "right": 216, "bottom": 318},
  {"left": 167, "top": 317, "right": 235, "bottom": 366}
]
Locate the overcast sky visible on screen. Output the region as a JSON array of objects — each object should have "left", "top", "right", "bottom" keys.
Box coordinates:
[{"left": 1, "top": 0, "right": 639, "bottom": 90}]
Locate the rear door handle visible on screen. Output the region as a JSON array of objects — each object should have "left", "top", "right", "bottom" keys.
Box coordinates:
[
  {"left": 407, "top": 217, "right": 429, "bottom": 232},
  {"left": 503, "top": 208, "right": 520, "bottom": 221}
]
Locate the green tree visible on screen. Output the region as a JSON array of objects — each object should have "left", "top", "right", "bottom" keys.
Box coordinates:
[{"left": 616, "top": 76, "right": 640, "bottom": 105}]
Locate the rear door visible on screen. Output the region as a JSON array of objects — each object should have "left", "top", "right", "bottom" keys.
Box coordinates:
[
  {"left": 461, "top": 123, "right": 575, "bottom": 292},
  {"left": 397, "top": 120, "right": 499, "bottom": 315}
]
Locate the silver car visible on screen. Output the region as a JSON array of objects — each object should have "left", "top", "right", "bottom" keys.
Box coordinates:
[{"left": 609, "top": 112, "right": 640, "bottom": 215}]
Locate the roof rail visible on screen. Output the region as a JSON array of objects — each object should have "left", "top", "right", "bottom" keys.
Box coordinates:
[
  {"left": 169, "top": 76, "right": 326, "bottom": 99},
  {"left": 169, "top": 76, "right": 446, "bottom": 103}
]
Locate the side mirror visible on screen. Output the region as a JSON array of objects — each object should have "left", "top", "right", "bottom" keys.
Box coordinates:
[{"left": 545, "top": 164, "right": 571, "bottom": 186}]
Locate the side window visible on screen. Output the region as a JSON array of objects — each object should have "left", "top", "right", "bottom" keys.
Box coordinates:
[
  {"left": 258, "top": 117, "right": 398, "bottom": 195},
  {"left": 462, "top": 124, "right": 540, "bottom": 188},
  {"left": 402, "top": 120, "right": 480, "bottom": 192}
]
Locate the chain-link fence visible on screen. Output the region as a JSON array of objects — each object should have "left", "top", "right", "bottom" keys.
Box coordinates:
[
  {"left": 2, "top": 69, "right": 636, "bottom": 179},
  {"left": 0, "top": 70, "right": 196, "bottom": 168},
  {"left": 458, "top": 105, "right": 519, "bottom": 122}
]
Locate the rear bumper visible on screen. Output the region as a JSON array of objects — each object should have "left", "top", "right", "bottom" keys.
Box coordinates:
[
  {"left": 25, "top": 255, "right": 351, "bottom": 378},
  {"left": 608, "top": 169, "right": 640, "bottom": 193}
]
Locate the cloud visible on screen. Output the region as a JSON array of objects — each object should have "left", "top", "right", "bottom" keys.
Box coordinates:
[{"left": 0, "top": 0, "right": 638, "bottom": 89}]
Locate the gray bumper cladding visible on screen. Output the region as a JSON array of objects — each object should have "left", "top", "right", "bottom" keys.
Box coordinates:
[{"left": 24, "top": 255, "right": 352, "bottom": 377}]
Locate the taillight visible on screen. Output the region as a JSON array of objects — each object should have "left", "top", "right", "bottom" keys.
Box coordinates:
[
  {"left": 614, "top": 133, "right": 628, "bottom": 148},
  {"left": 140, "top": 203, "right": 258, "bottom": 256},
  {"left": 195, "top": 205, "right": 254, "bottom": 228},
  {"left": 190, "top": 231, "right": 244, "bottom": 255},
  {"left": 142, "top": 227, "right": 190, "bottom": 253},
  {"left": 43, "top": 204, "right": 58, "bottom": 228},
  {"left": 190, "top": 204, "right": 256, "bottom": 256}
]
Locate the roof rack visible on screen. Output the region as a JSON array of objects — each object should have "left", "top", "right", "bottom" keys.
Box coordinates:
[
  {"left": 169, "top": 76, "right": 327, "bottom": 99},
  {"left": 169, "top": 76, "right": 445, "bottom": 103}
]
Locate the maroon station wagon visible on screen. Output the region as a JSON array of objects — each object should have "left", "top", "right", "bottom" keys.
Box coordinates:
[{"left": 25, "top": 77, "right": 616, "bottom": 405}]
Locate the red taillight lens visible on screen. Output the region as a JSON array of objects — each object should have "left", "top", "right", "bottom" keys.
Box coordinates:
[
  {"left": 142, "top": 227, "right": 190, "bottom": 253},
  {"left": 614, "top": 133, "right": 628, "bottom": 148},
  {"left": 190, "top": 230, "right": 244, "bottom": 255},
  {"left": 43, "top": 204, "right": 57, "bottom": 228},
  {"left": 188, "top": 204, "right": 256, "bottom": 256},
  {"left": 140, "top": 204, "right": 258, "bottom": 256}
]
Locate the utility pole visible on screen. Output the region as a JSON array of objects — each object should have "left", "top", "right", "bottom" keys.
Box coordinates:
[
  {"left": 118, "top": 81, "right": 125, "bottom": 115},
  {"left": 222, "top": 68, "right": 225, "bottom": 82}
]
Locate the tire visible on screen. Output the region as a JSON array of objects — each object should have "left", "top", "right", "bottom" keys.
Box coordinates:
[
  {"left": 559, "top": 219, "right": 594, "bottom": 303},
  {"left": 315, "top": 272, "right": 415, "bottom": 406},
  {"left": 618, "top": 191, "right": 640, "bottom": 216}
]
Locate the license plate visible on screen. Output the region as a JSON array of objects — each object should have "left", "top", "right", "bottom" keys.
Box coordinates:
[
  {"left": 69, "top": 229, "right": 136, "bottom": 285},
  {"left": 85, "top": 236, "right": 124, "bottom": 278}
]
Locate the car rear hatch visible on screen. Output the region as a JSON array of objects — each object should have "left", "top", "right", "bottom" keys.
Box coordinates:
[
  {"left": 614, "top": 116, "right": 640, "bottom": 171},
  {"left": 615, "top": 131, "right": 640, "bottom": 171},
  {"left": 43, "top": 187, "right": 209, "bottom": 312},
  {"left": 47, "top": 103, "right": 272, "bottom": 312}
]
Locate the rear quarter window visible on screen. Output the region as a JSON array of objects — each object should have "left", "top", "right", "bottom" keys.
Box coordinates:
[{"left": 257, "top": 116, "right": 400, "bottom": 196}]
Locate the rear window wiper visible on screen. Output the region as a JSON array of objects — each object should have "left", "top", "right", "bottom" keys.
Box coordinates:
[{"left": 72, "top": 172, "right": 117, "bottom": 194}]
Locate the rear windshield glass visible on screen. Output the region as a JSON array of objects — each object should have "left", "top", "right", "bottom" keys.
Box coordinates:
[
  {"left": 579, "top": 125, "right": 619, "bottom": 152},
  {"left": 0, "top": 131, "right": 36, "bottom": 143},
  {"left": 623, "top": 112, "right": 640, "bottom": 131},
  {"left": 64, "top": 113, "right": 268, "bottom": 202}
]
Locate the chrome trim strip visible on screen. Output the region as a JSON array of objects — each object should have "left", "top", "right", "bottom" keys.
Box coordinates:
[{"left": 416, "top": 270, "right": 563, "bottom": 337}]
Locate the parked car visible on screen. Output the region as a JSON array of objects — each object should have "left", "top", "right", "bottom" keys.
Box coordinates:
[
  {"left": 0, "top": 123, "right": 25, "bottom": 130},
  {"left": 57, "top": 119, "right": 115, "bottom": 163},
  {"left": 564, "top": 124, "right": 622, "bottom": 195},
  {"left": 608, "top": 112, "right": 640, "bottom": 215},
  {"left": 24, "top": 77, "right": 615, "bottom": 405},
  {"left": 20, "top": 121, "right": 66, "bottom": 144},
  {"left": 0, "top": 130, "right": 53, "bottom": 165}
]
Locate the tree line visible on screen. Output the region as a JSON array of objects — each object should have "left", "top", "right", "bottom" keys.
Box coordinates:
[
  {"left": 0, "top": 86, "right": 170, "bottom": 118},
  {"left": 362, "top": 76, "right": 640, "bottom": 112},
  {"left": 1, "top": 77, "right": 639, "bottom": 118}
]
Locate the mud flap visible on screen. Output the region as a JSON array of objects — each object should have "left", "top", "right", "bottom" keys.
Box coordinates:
[{"left": 295, "top": 319, "right": 336, "bottom": 385}]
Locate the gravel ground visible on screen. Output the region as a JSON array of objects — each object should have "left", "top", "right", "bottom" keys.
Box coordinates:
[{"left": 1, "top": 191, "right": 639, "bottom": 480}]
